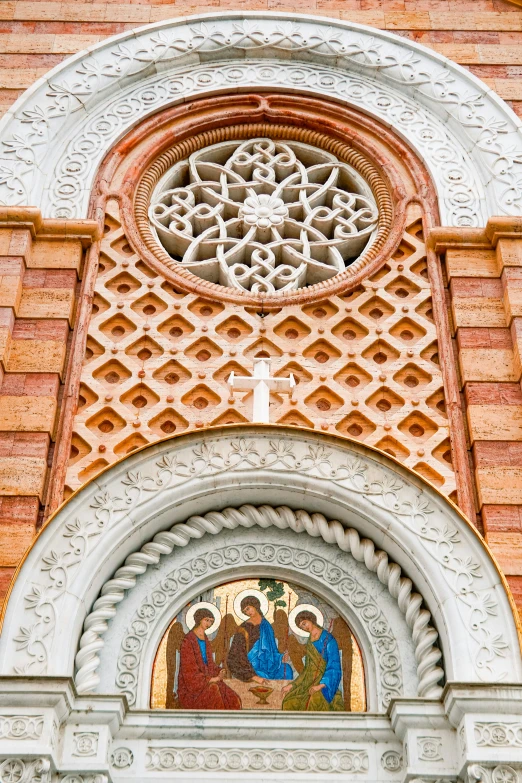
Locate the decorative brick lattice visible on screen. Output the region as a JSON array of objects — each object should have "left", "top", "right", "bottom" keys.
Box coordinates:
[{"left": 66, "top": 200, "right": 454, "bottom": 497}]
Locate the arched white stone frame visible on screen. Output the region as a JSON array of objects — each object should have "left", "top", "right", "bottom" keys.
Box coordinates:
[
  {"left": 96, "top": 513, "right": 425, "bottom": 711},
  {"left": 0, "top": 426, "right": 519, "bottom": 700},
  {"left": 0, "top": 12, "right": 521, "bottom": 227}
]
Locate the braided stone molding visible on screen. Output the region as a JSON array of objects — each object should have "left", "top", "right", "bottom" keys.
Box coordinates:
[
  {"left": 0, "top": 13, "right": 520, "bottom": 225},
  {"left": 114, "top": 539, "right": 404, "bottom": 708},
  {"left": 2, "top": 428, "right": 518, "bottom": 687},
  {"left": 76, "top": 504, "right": 442, "bottom": 700}
]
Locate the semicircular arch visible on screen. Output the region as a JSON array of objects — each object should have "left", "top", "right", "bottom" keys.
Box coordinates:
[
  {"left": 94, "top": 506, "right": 439, "bottom": 711},
  {"left": 0, "top": 12, "right": 520, "bottom": 227},
  {"left": 0, "top": 425, "right": 519, "bottom": 695}
]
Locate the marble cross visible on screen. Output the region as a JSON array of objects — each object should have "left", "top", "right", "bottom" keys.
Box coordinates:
[{"left": 228, "top": 358, "right": 296, "bottom": 423}]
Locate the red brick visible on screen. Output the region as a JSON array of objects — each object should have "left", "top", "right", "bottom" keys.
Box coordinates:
[
  {"left": 482, "top": 504, "right": 522, "bottom": 533},
  {"left": 465, "top": 382, "right": 522, "bottom": 405},
  {"left": 0, "top": 566, "right": 15, "bottom": 609},
  {"left": 0, "top": 431, "right": 49, "bottom": 458},
  {"left": 23, "top": 269, "right": 76, "bottom": 288},
  {"left": 506, "top": 575, "right": 522, "bottom": 615},
  {"left": 457, "top": 327, "right": 513, "bottom": 349},
  {"left": 0, "top": 495, "right": 38, "bottom": 526},
  {"left": 1, "top": 372, "right": 60, "bottom": 396},
  {"left": 450, "top": 278, "right": 503, "bottom": 297},
  {"left": 12, "top": 319, "right": 69, "bottom": 340},
  {"left": 474, "top": 441, "right": 522, "bottom": 466}
]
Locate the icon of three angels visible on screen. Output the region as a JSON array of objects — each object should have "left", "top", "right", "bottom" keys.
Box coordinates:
[{"left": 156, "top": 579, "right": 362, "bottom": 712}]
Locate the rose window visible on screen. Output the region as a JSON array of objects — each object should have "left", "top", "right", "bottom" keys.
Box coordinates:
[{"left": 149, "top": 138, "right": 379, "bottom": 295}]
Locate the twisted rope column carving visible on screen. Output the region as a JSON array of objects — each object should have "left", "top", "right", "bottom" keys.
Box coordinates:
[{"left": 75, "top": 505, "right": 444, "bottom": 700}]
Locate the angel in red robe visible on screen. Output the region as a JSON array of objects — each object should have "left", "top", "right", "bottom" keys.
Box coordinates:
[{"left": 177, "top": 607, "right": 241, "bottom": 710}]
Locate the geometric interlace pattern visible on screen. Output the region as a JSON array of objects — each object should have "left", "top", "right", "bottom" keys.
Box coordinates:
[{"left": 149, "top": 139, "right": 379, "bottom": 294}]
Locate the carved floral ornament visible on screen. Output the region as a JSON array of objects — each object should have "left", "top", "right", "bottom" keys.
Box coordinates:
[
  {"left": 0, "top": 13, "right": 520, "bottom": 226},
  {"left": 148, "top": 137, "right": 379, "bottom": 294},
  {"left": 0, "top": 427, "right": 519, "bottom": 699}
]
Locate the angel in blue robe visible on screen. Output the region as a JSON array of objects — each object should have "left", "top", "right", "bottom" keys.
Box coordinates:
[
  {"left": 281, "top": 610, "right": 344, "bottom": 711},
  {"left": 228, "top": 595, "right": 293, "bottom": 682}
]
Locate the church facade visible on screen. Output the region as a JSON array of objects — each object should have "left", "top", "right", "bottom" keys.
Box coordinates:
[{"left": 0, "top": 1, "right": 521, "bottom": 781}]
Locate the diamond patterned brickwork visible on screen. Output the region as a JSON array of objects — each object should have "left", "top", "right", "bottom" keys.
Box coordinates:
[{"left": 65, "top": 200, "right": 455, "bottom": 498}]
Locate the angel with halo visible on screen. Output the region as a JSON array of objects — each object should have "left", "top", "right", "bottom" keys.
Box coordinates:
[{"left": 176, "top": 603, "right": 241, "bottom": 710}]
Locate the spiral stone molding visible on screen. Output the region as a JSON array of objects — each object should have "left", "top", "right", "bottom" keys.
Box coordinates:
[
  {"left": 75, "top": 504, "right": 442, "bottom": 700},
  {"left": 2, "top": 427, "right": 519, "bottom": 693}
]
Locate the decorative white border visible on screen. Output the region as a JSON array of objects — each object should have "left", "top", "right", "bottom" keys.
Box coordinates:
[
  {"left": 0, "top": 13, "right": 520, "bottom": 225},
  {"left": 0, "top": 427, "right": 519, "bottom": 693},
  {"left": 112, "top": 533, "right": 412, "bottom": 709}
]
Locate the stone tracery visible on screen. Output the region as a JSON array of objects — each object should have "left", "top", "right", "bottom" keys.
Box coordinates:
[{"left": 149, "top": 138, "right": 379, "bottom": 294}]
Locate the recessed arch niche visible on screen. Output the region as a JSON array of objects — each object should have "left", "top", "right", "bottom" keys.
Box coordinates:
[{"left": 1, "top": 425, "right": 519, "bottom": 701}]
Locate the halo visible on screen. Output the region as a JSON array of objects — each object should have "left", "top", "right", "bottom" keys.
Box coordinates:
[
  {"left": 185, "top": 602, "right": 221, "bottom": 634},
  {"left": 288, "top": 604, "right": 325, "bottom": 637},
  {"left": 233, "top": 589, "right": 269, "bottom": 621}
]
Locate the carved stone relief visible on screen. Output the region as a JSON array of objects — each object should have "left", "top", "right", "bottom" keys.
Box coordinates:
[
  {"left": 0, "top": 14, "right": 519, "bottom": 225},
  {"left": 145, "top": 746, "right": 369, "bottom": 774},
  {"left": 0, "top": 715, "right": 43, "bottom": 740},
  {"left": 474, "top": 723, "right": 522, "bottom": 748},
  {"left": 113, "top": 537, "right": 406, "bottom": 710},
  {"left": 149, "top": 137, "right": 379, "bottom": 294},
  {"left": 0, "top": 759, "right": 50, "bottom": 783},
  {"left": 1, "top": 429, "right": 519, "bottom": 696}
]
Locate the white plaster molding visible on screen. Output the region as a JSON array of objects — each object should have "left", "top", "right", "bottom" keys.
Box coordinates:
[
  {"left": 0, "top": 427, "right": 519, "bottom": 694},
  {"left": 0, "top": 13, "right": 520, "bottom": 226},
  {"left": 0, "top": 759, "right": 50, "bottom": 783},
  {"left": 145, "top": 746, "right": 369, "bottom": 773},
  {"left": 105, "top": 527, "right": 419, "bottom": 710},
  {"left": 0, "top": 678, "right": 521, "bottom": 783}
]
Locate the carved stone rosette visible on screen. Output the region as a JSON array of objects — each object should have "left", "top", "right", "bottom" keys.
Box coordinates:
[{"left": 148, "top": 137, "right": 379, "bottom": 295}]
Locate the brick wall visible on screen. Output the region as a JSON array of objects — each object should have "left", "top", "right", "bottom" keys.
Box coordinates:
[
  {"left": 0, "top": 212, "right": 97, "bottom": 610},
  {"left": 0, "top": 0, "right": 521, "bottom": 618},
  {"left": 431, "top": 219, "right": 522, "bottom": 615}
]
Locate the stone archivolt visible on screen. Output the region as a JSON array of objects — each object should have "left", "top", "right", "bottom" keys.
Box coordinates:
[
  {"left": 149, "top": 137, "right": 379, "bottom": 294},
  {"left": 113, "top": 533, "right": 411, "bottom": 709},
  {"left": 0, "top": 13, "right": 520, "bottom": 227}
]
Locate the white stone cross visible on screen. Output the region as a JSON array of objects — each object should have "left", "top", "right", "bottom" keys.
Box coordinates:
[{"left": 228, "top": 358, "right": 296, "bottom": 423}]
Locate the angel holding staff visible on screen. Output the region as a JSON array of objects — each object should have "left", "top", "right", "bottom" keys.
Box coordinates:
[
  {"left": 281, "top": 606, "right": 344, "bottom": 712},
  {"left": 227, "top": 589, "right": 294, "bottom": 683}
]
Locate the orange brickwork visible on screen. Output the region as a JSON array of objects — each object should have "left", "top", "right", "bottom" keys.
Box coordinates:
[
  {"left": 0, "top": 0, "right": 521, "bottom": 619},
  {"left": 0, "top": 211, "right": 98, "bottom": 607},
  {"left": 430, "top": 219, "right": 522, "bottom": 613},
  {"left": 57, "top": 94, "right": 461, "bottom": 509},
  {"left": 1, "top": 2, "right": 522, "bottom": 121}
]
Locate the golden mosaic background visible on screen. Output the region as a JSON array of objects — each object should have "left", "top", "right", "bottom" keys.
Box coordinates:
[{"left": 151, "top": 578, "right": 366, "bottom": 712}]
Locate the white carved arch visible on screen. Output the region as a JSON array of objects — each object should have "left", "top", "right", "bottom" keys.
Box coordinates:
[
  {"left": 98, "top": 516, "right": 431, "bottom": 711},
  {"left": 0, "top": 426, "right": 519, "bottom": 699},
  {"left": 0, "top": 12, "right": 520, "bottom": 227}
]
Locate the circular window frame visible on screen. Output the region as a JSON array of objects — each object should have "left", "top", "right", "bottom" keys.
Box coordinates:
[{"left": 129, "top": 120, "right": 401, "bottom": 307}]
